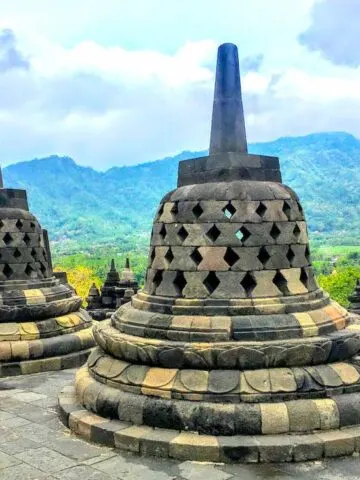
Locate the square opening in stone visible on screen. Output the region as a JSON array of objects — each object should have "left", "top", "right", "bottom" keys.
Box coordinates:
[
  {"left": 177, "top": 226, "right": 189, "bottom": 242},
  {"left": 190, "top": 247, "right": 203, "bottom": 266},
  {"left": 3, "top": 264, "right": 13, "bottom": 279},
  {"left": 203, "top": 271, "right": 220, "bottom": 294},
  {"left": 223, "top": 203, "right": 236, "bottom": 220},
  {"left": 270, "top": 223, "right": 281, "bottom": 240},
  {"left": 224, "top": 247, "right": 239, "bottom": 268},
  {"left": 192, "top": 203, "right": 203, "bottom": 219},
  {"left": 235, "top": 226, "right": 251, "bottom": 243},
  {"left": 256, "top": 202, "right": 267, "bottom": 218},
  {"left": 159, "top": 224, "right": 167, "bottom": 240},
  {"left": 240, "top": 272, "right": 257, "bottom": 296},
  {"left": 257, "top": 246, "right": 270, "bottom": 266},
  {"left": 206, "top": 225, "right": 221, "bottom": 242},
  {"left": 173, "top": 271, "right": 187, "bottom": 295}
]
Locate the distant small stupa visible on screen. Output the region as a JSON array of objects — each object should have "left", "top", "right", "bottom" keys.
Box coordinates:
[
  {"left": 0, "top": 167, "right": 95, "bottom": 376},
  {"left": 349, "top": 279, "right": 360, "bottom": 315},
  {"left": 86, "top": 258, "right": 138, "bottom": 320}
]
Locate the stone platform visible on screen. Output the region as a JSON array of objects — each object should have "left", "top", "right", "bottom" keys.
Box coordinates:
[{"left": 1, "top": 369, "right": 360, "bottom": 479}]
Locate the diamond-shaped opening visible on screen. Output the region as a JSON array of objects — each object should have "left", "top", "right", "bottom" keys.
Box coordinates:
[
  {"left": 30, "top": 222, "right": 36, "bottom": 230},
  {"left": 273, "top": 270, "right": 290, "bottom": 295},
  {"left": 150, "top": 247, "right": 156, "bottom": 265},
  {"left": 159, "top": 224, "right": 167, "bottom": 240},
  {"left": 286, "top": 246, "right": 295, "bottom": 265},
  {"left": 42, "top": 248, "right": 47, "bottom": 261},
  {"left": 270, "top": 223, "right": 281, "bottom": 240},
  {"left": 177, "top": 226, "right": 189, "bottom": 242},
  {"left": 300, "top": 268, "right": 309, "bottom": 289},
  {"left": 305, "top": 245, "right": 311, "bottom": 263},
  {"left": 170, "top": 201, "right": 179, "bottom": 217},
  {"left": 40, "top": 263, "right": 47, "bottom": 276},
  {"left": 257, "top": 246, "right": 270, "bottom": 266},
  {"left": 297, "top": 201, "right": 304, "bottom": 214},
  {"left": 23, "top": 233, "right": 31, "bottom": 246},
  {"left": 190, "top": 247, "right": 203, "bottom": 266},
  {"left": 30, "top": 248, "right": 37, "bottom": 260},
  {"left": 240, "top": 272, "right": 257, "bottom": 296},
  {"left": 235, "top": 226, "right": 251, "bottom": 243},
  {"left": 173, "top": 271, "right": 187, "bottom": 296},
  {"left": 13, "top": 248, "right": 21, "bottom": 259},
  {"left": 3, "top": 264, "right": 12, "bottom": 279},
  {"left": 256, "top": 201, "right": 267, "bottom": 218},
  {"left": 293, "top": 223, "right": 301, "bottom": 239},
  {"left": 192, "top": 203, "right": 203, "bottom": 219},
  {"left": 224, "top": 247, "right": 240, "bottom": 268},
  {"left": 0, "top": 220, "right": 3, "bottom": 229},
  {"left": 203, "top": 271, "right": 220, "bottom": 294},
  {"left": 16, "top": 219, "right": 23, "bottom": 230},
  {"left": 282, "top": 201, "right": 291, "bottom": 220},
  {"left": 165, "top": 247, "right": 174, "bottom": 265},
  {"left": 152, "top": 270, "right": 163, "bottom": 290},
  {"left": 206, "top": 224, "right": 221, "bottom": 242},
  {"left": 223, "top": 203, "right": 236, "bottom": 220},
  {"left": 25, "top": 264, "right": 34, "bottom": 277},
  {"left": 3, "top": 232, "right": 12, "bottom": 245},
  {"left": 157, "top": 204, "right": 164, "bottom": 220}
]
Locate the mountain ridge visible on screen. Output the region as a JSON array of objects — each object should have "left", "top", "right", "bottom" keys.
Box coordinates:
[{"left": 3, "top": 131, "right": 359, "bottom": 254}]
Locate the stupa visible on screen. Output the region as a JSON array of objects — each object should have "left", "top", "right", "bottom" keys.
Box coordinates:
[
  {"left": 86, "top": 258, "right": 139, "bottom": 320},
  {"left": 59, "top": 43, "right": 360, "bottom": 463},
  {"left": 349, "top": 280, "right": 360, "bottom": 315},
  {"left": 0, "top": 170, "right": 95, "bottom": 376}
]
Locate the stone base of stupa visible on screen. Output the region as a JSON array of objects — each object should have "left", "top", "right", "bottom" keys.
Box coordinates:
[
  {"left": 0, "top": 279, "right": 95, "bottom": 376},
  {"left": 59, "top": 365, "right": 360, "bottom": 463},
  {"left": 59, "top": 300, "right": 360, "bottom": 463}
]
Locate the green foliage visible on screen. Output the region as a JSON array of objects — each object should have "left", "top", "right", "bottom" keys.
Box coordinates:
[
  {"left": 3, "top": 132, "right": 360, "bottom": 254},
  {"left": 318, "top": 266, "right": 360, "bottom": 307}
]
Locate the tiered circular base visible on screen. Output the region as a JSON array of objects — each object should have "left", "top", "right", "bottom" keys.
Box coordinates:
[
  {"left": 0, "top": 277, "right": 95, "bottom": 376},
  {"left": 59, "top": 368, "right": 360, "bottom": 463},
  {"left": 59, "top": 289, "right": 360, "bottom": 463}
]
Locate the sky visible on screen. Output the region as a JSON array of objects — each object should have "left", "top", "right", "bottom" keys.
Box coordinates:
[{"left": 0, "top": 0, "right": 359, "bottom": 170}]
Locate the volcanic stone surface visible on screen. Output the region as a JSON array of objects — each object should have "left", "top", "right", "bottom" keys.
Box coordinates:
[
  {"left": 59, "top": 43, "right": 360, "bottom": 463},
  {"left": 87, "top": 258, "right": 139, "bottom": 321},
  {"left": 0, "top": 172, "right": 95, "bottom": 376}
]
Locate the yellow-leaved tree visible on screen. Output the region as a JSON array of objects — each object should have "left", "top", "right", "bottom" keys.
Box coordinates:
[{"left": 53, "top": 265, "right": 102, "bottom": 306}]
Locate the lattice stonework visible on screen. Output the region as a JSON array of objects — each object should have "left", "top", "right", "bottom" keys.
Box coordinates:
[
  {"left": 146, "top": 195, "right": 315, "bottom": 298},
  {"left": 59, "top": 42, "right": 360, "bottom": 465}
]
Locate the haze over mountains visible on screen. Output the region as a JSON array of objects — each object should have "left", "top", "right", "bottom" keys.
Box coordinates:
[{"left": 3, "top": 132, "right": 359, "bottom": 254}]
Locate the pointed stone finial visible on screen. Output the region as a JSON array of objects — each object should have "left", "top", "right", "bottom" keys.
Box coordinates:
[
  {"left": 110, "top": 259, "right": 116, "bottom": 271},
  {"left": 209, "top": 43, "right": 247, "bottom": 155},
  {"left": 125, "top": 257, "right": 130, "bottom": 269},
  {"left": 0, "top": 166, "right": 3, "bottom": 188}
]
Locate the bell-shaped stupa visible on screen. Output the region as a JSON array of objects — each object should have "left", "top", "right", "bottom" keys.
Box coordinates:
[
  {"left": 349, "top": 280, "right": 360, "bottom": 315},
  {"left": 0, "top": 171, "right": 95, "bottom": 376},
  {"left": 86, "top": 258, "right": 139, "bottom": 320},
  {"left": 60, "top": 44, "right": 360, "bottom": 463}
]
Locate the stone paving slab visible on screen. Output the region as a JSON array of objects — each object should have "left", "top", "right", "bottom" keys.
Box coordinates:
[{"left": 1, "top": 369, "right": 360, "bottom": 478}]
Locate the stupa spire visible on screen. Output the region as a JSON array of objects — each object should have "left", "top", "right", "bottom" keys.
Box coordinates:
[
  {"left": 125, "top": 257, "right": 130, "bottom": 269},
  {"left": 209, "top": 43, "right": 247, "bottom": 155},
  {"left": 110, "top": 259, "right": 116, "bottom": 271}
]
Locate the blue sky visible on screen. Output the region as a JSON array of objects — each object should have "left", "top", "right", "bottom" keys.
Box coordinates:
[{"left": 0, "top": 0, "right": 359, "bottom": 169}]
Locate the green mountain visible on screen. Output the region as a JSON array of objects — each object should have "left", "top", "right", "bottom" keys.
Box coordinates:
[{"left": 3, "top": 132, "right": 360, "bottom": 254}]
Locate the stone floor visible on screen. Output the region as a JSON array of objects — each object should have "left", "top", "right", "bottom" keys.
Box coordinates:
[{"left": 1, "top": 370, "right": 360, "bottom": 479}]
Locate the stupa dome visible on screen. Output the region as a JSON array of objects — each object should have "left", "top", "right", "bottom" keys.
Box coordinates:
[
  {"left": 0, "top": 172, "right": 95, "bottom": 376},
  {"left": 60, "top": 43, "right": 360, "bottom": 463}
]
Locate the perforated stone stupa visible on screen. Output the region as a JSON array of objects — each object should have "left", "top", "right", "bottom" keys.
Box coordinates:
[
  {"left": 0, "top": 170, "right": 94, "bottom": 376},
  {"left": 86, "top": 258, "right": 139, "bottom": 320},
  {"left": 60, "top": 43, "right": 360, "bottom": 463}
]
